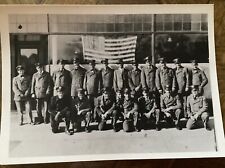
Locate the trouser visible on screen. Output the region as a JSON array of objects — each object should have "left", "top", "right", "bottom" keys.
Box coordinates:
[
  {"left": 15, "top": 100, "right": 33, "bottom": 124},
  {"left": 50, "top": 110, "right": 71, "bottom": 133},
  {"left": 73, "top": 111, "right": 92, "bottom": 131},
  {"left": 142, "top": 109, "right": 160, "bottom": 128},
  {"left": 123, "top": 110, "right": 139, "bottom": 132},
  {"left": 186, "top": 112, "right": 209, "bottom": 130},
  {"left": 164, "top": 109, "right": 182, "bottom": 126},
  {"left": 36, "top": 98, "right": 49, "bottom": 123},
  {"left": 178, "top": 92, "right": 188, "bottom": 118},
  {"left": 94, "top": 107, "right": 119, "bottom": 131}
]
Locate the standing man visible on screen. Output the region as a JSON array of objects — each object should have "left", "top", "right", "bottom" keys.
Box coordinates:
[
  {"left": 160, "top": 85, "right": 182, "bottom": 130},
  {"left": 71, "top": 88, "right": 92, "bottom": 133},
  {"left": 173, "top": 58, "right": 189, "bottom": 117},
  {"left": 122, "top": 88, "right": 140, "bottom": 132},
  {"left": 190, "top": 59, "right": 208, "bottom": 95},
  {"left": 49, "top": 87, "right": 72, "bottom": 135},
  {"left": 31, "top": 63, "right": 53, "bottom": 124},
  {"left": 100, "top": 59, "right": 114, "bottom": 91},
  {"left": 94, "top": 88, "right": 117, "bottom": 131},
  {"left": 113, "top": 59, "right": 129, "bottom": 92},
  {"left": 70, "top": 58, "right": 86, "bottom": 99},
  {"left": 156, "top": 57, "right": 176, "bottom": 94},
  {"left": 138, "top": 89, "right": 161, "bottom": 131},
  {"left": 128, "top": 62, "right": 142, "bottom": 99},
  {"left": 141, "top": 58, "right": 157, "bottom": 94},
  {"left": 13, "top": 65, "right": 33, "bottom": 125},
  {"left": 186, "top": 85, "right": 210, "bottom": 130},
  {"left": 52, "top": 59, "right": 71, "bottom": 97}
]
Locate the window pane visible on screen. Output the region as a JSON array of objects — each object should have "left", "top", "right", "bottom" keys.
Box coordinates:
[
  {"left": 174, "top": 22, "right": 182, "bottom": 31},
  {"left": 201, "top": 22, "right": 208, "bottom": 31},
  {"left": 156, "top": 22, "right": 163, "bottom": 31},
  {"left": 143, "top": 23, "right": 152, "bottom": 31},
  {"left": 183, "top": 22, "right": 191, "bottom": 31},
  {"left": 164, "top": 22, "right": 173, "bottom": 31},
  {"left": 134, "top": 23, "right": 142, "bottom": 31},
  {"left": 191, "top": 23, "right": 201, "bottom": 31}
]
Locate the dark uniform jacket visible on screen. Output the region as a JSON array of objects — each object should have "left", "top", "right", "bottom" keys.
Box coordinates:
[
  {"left": 174, "top": 66, "right": 189, "bottom": 93},
  {"left": 83, "top": 68, "right": 101, "bottom": 96},
  {"left": 187, "top": 94, "right": 208, "bottom": 116},
  {"left": 156, "top": 66, "right": 176, "bottom": 92},
  {"left": 70, "top": 66, "right": 86, "bottom": 97},
  {"left": 13, "top": 75, "right": 31, "bottom": 101},
  {"left": 52, "top": 69, "right": 71, "bottom": 96},
  {"left": 31, "top": 71, "right": 53, "bottom": 99},
  {"left": 114, "top": 98, "right": 124, "bottom": 112},
  {"left": 100, "top": 67, "right": 114, "bottom": 90},
  {"left": 138, "top": 97, "right": 157, "bottom": 114},
  {"left": 71, "top": 97, "right": 91, "bottom": 115},
  {"left": 141, "top": 66, "right": 157, "bottom": 92},
  {"left": 128, "top": 68, "right": 142, "bottom": 91},
  {"left": 190, "top": 67, "right": 208, "bottom": 88},
  {"left": 160, "top": 93, "right": 182, "bottom": 112},
  {"left": 123, "top": 98, "right": 138, "bottom": 114},
  {"left": 95, "top": 95, "right": 115, "bottom": 113},
  {"left": 113, "top": 68, "right": 129, "bottom": 92},
  {"left": 49, "top": 96, "right": 71, "bottom": 114}
]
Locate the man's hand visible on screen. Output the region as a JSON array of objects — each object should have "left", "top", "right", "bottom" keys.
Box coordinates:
[
  {"left": 164, "top": 112, "right": 171, "bottom": 118},
  {"left": 31, "top": 93, "right": 35, "bottom": 98},
  {"left": 185, "top": 87, "right": 189, "bottom": 92},
  {"left": 55, "top": 112, "right": 61, "bottom": 121},
  {"left": 190, "top": 115, "right": 196, "bottom": 121},
  {"left": 193, "top": 113, "right": 199, "bottom": 120},
  {"left": 159, "top": 89, "right": 163, "bottom": 94},
  {"left": 135, "top": 87, "right": 139, "bottom": 92}
]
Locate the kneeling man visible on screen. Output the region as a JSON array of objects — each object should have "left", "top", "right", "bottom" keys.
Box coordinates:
[
  {"left": 138, "top": 89, "right": 161, "bottom": 131},
  {"left": 49, "top": 87, "right": 72, "bottom": 135},
  {"left": 186, "top": 85, "right": 210, "bottom": 130},
  {"left": 161, "top": 85, "right": 182, "bottom": 130},
  {"left": 71, "top": 88, "right": 92, "bottom": 133}
]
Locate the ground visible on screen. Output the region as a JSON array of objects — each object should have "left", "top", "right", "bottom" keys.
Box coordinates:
[{"left": 9, "top": 111, "right": 216, "bottom": 158}]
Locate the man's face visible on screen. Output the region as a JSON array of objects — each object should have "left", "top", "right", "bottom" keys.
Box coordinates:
[
  {"left": 161, "top": 62, "right": 166, "bottom": 68},
  {"left": 18, "top": 69, "right": 25, "bottom": 76},
  {"left": 143, "top": 92, "right": 149, "bottom": 99},
  {"left": 192, "top": 90, "right": 198, "bottom": 97},
  {"left": 116, "top": 92, "right": 122, "bottom": 99},
  {"left": 124, "top": 93, "right": 130, "bottom": 100},
  {"left": 104, "top": 63, "right": 108, "bottom": 69},
  {"left": 78, "top": 92, "right": 84, "bottom": 100},
  {"left": 192, "top": 63, "right": 198, "bottom": 69},
  {"left": 36, "top": 66, "right": 43, "bottom": 73},
  {"left": 59, "top": 64, "right": 65, "bottom": 71},
  {"left": 103, "top": 92, "right": 109, "bottom": 99},
  {"left": 175, "top": 63, "right": 181, "bottom": 69},
  {"left": 90, "top": 64, "right": 95, "bottom": 70},
  {"left": 133, "top": 64, "right": 138, "bottom": 70},
  {"left": 165, "top": 90, "right": 171, "bottom": 96},
  {"left": 57, "top": 91, "right": 64, "bottom": 99},
  {"left": 119, "top": 63, "right": 124, "bottom": 69},
  {"left": 74, "top": 63, "right": 79, "bottom": 69},
  {"left": 147, "top": 62, "right": 152, "bottom": 68}
]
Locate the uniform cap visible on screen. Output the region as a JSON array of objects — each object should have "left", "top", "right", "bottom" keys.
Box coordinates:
[
  {"left": 191, "top": 59, "right": 198, "bottom": 64},
  {"left": 56, "top": 86, "right": 64, "bottom": 92},
  {"left": 159, "top": 57, "right": 166, "bottom": 63},
  {"left": 57, "top": 59, "right": 66, "bottom": 65},
  {"left": 77, "top": 88, "right": 85, "bottom": 94},
  {"left": 16, "top": 65, "right": 24, "bottom": 71},
  {"left": 101, "top": 59, "right": 108, "bottom": 64},
  {"left": 145, "top": 57, "right": 152, "bottom": 63},
  {"left": 119, "top": 59, "right": 124, "bottom": 64},
  {"left": 142, "top": 88, "right": 149, "bottom": 94},
  {"left": 190, "top": 85, "right": 199, "bottom": 91},
  {"left": 116, "top": 89, "right": 123, "bottom": 94},
  {"left": 165, "top": 85, "right": 171, "bottom": 91},
  {"left": 89, "top": 60, "right": 96, "bottom": 65},
  {"left": 102, "top": 87, "right": 111, "bottom": 94},
  {"left": 173, "top": 58, "right": 181, "bottom": 64},
  {"left": 35, "top": 62, "right": 43, "bottom": 67},
  {"left": 123, "top": 88, "right": 131, "bottom": 94},
  {"left": 73, "top": 57, "right": 80, "bottom": 64}
]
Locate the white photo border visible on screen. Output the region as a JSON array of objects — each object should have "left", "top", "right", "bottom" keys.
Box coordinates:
[{"left": 0, "top": 4, "right": 225, "bottom": 165}]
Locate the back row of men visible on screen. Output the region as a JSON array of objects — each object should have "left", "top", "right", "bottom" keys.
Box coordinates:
[{"left": 13, "top": 57, "right": 210, "bottom": 134}]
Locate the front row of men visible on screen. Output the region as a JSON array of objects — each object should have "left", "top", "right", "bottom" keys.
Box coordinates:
[{"left": 49, "top": 84, "right": 210, "bottom": 135}]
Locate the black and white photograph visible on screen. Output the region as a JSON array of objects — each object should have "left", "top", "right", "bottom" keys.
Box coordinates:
[{"left": 0, "top": 4, "right": 225, "bottom": 164}]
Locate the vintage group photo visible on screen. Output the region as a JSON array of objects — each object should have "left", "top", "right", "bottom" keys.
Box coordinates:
[{"left": 1, "top": 5, "right": 224, "bottom": 164}]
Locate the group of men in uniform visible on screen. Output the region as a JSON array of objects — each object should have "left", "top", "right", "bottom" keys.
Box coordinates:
[{"left": 12, "top": 56, "right": 210, "bottom": 135}]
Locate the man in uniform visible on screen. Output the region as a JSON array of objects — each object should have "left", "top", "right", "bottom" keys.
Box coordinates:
[
  {"left": 113, "top": 59, "right": 129, "bottom": 92},
  {"left": 190, "top": 59, "right": 208, "bottom": 95},
  {"left": 128, "top": 62, "right": 142, "bottom": 99},
  {"left": 94, "top": 87, "right": 117, "bottom": 131},
  {"left": 13, "top": 65, "right": 33, "bottom": 125},
  {"left": 141, "top": 58, "right": 157, "bottom": 94},
  {"left": 138, "top": 89, "right": 161, "bottom": 131},
  {"left": 160, "top": 85, "right": 182, "bottom": 130},
  {"left": 70, "top": 58, "right": 86, "bottom": 99},
  {"left": 100, "top": 59, "right": 114, "bottom": 91},
  {"left": 49, "top": 87, "right": 72, "bottom": 135},
  {"left": 173, "top": 58, "right": 189, "bottom": 117},
  {"left": 31, "top": 63, "right": 53, "bottom": 124},
  {"left": 186, "top": 85, "right": 210, "bottom": 130},
  {"left": 71, "top": 88, "right": 92, "bottom": 133},
  {"left": 122, "top": 88, "right": 140, "bottom": 132},
  {"left": 156, "top": 57, "right": 176, "bottom": 94},
  {"left": 52, "top": 59, "right": 71, "bottom": 97}
]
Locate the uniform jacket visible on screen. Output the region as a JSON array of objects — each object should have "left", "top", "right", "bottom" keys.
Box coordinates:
[
  {"left": 83, "top": 68, "right": 101, "bottom": 96},
  {"left": 123, "top": 98, "right": 138, "bottom": 114},
  {"left": 156, "top": 66, "right": 176, "bottom": 92},
  {"left": 138, "top": 96, "right": 157, "bottom": 113},
  {"left": 71, "top": 97, "right": 91, "bottom": 114},
  {"left": 95, "top": 95, "right": 115, "bottom": 113},
  {"left": 31, "top": 71, "right": 53, "bottom": 99},
  {"left": 114, "top": 98, "right": 124, "bottom": 111},
  {"left": 174, "top": 66, "right": 189, "bottom": 93},
  {"left": 49, "top": 96, "right": 71, "bottom": 114},
  {"left": 100, "top": 67, "right": 114, "bottom": 90},
  {"left": 128, "top": 68, "right": 142, "bottom": 91},
  {"left": 70, "top": 66, "right": 86, "bottom": 97},
  {"left": 52, "top": 68, "right": 71, "bottom": 95},
  {"left": 187, "top": 94, "right": 208, "bottom": 116},
  {"left": 190, "top": 68, "right": 208, "bottom": 88},
  {"left": 160, "top": 93, "right": 182, "bottom": 112},
  {"left": 13, "top": 75, "right": 31, "bottom": 101},
  {"left": 113, "top": 68, "right": 129, "bottom": 92},
  {"left": 141, "top": 66, "right": 157, "bottom": 92}
]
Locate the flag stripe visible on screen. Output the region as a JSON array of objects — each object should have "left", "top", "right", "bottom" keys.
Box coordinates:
[
  {"left": 104, "top": 40, "right": 136, "bottom": 47},
  {"left": 85, "top": 57, "right": 135, "bottom": 63},
  {"left": 105, "top": 36, "right": 137, "bottom": 43},
  {"left": 85, "top": 48, "right": 135, "bottom": 55},
  {"left": 105, "top": 44, "right": 136, "bottom": 51},
  {"left": 84, "top": 52, "right": 135, "bottom": 59}
]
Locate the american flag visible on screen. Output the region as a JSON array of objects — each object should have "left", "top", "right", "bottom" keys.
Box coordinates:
[{"left": 82, "top": 35, "right": 137, "bottom": 63}]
